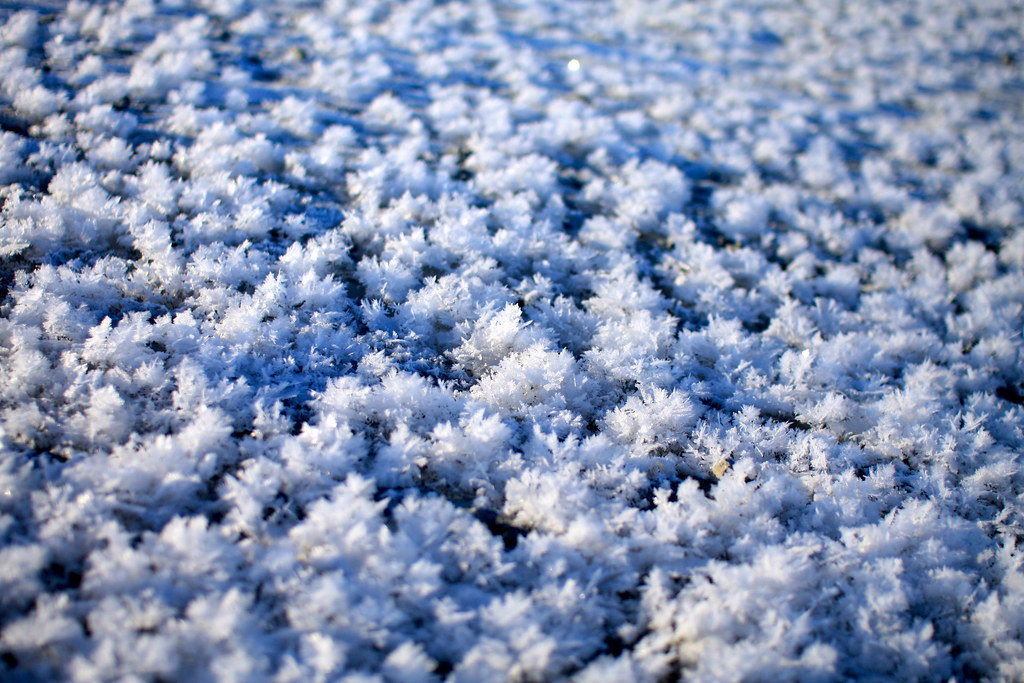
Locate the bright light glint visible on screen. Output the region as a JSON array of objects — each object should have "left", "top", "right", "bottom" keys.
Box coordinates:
[{"left": 567, "top": 59, "right": 581, "bottom": 72}]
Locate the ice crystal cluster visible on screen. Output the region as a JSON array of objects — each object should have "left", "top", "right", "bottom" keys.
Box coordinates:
[{"left": 2, "top": 1, "right": 1024, "bottom": 681}]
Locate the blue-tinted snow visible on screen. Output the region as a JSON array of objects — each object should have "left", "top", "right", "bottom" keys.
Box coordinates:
[{"left": 1, "top": 1, "right": 1023, "bottom": 680}]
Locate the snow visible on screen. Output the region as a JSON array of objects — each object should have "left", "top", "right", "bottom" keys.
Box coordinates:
[{"left": 1, "top": 0, "right": 1023, "bottom": 680}]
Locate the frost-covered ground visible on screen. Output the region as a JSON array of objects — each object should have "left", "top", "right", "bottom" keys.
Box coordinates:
[{"left": 1, "top": 0, "right": 1023, "bottom": 680}]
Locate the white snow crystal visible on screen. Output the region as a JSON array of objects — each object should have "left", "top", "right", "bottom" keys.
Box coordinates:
[{"left": 1, "top": 0, "right": 1023, "bottom": 681}]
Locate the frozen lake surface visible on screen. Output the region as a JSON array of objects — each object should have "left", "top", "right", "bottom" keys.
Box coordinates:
[{"left": 1, "top": 1, "right": 1023, "bottom": 680}]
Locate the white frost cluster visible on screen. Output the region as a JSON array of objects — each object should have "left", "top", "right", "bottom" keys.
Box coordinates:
[{"left": 2, "top": 1, "right": 1024, "bottom": 681}]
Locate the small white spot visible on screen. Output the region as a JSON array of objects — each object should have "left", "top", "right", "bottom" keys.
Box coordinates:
[{"left": 567, "top": 59, "right": 581, "bottom": 72}]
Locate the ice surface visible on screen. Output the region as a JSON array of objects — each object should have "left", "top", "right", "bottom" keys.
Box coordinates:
[{"left": 1, "top": 1, "right": 1023, "bottom": 681}]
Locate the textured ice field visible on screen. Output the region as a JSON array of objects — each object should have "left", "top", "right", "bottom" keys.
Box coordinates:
[{"left": 2, "top": 1, "right": 1024, "bottom": 680}]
